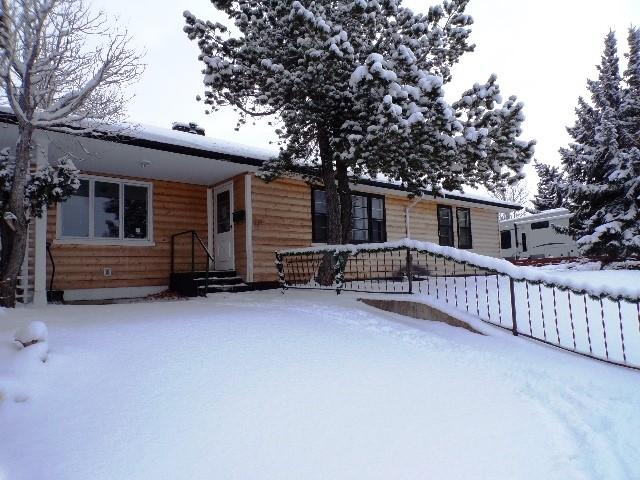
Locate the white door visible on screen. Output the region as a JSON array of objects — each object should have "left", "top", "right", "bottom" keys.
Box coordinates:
[{"left": 213, "top": 183, "right": 234, "bottom": 271}]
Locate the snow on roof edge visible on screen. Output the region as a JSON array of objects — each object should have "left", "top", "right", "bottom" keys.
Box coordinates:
[{"left": 0, "top": 107, "right": 521, "bottom": 209}]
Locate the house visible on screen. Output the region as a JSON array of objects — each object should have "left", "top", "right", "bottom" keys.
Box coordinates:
[
  {"left": 0, "top": 111, "right": 521, "bottom": 304},
  {"left": 499, "top": 208, "right": 578, "bottom": 260}
]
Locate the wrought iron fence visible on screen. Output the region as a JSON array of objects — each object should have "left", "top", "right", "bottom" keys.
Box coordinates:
[{"left": 276, "top": 240, "right": 640, "bottom": 370}]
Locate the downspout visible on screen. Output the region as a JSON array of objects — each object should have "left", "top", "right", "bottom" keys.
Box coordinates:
[{"left": 405, "top": 195, "right": 423, "bottom": 238}]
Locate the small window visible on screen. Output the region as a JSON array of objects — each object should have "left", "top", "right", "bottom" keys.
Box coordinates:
[
  {"left": 371, "top": 197, "right": 385, "bottom": 243},
  {"left": 216, "top": 189, "right": 231, "bottom": 234},
  {"left": 124, "top": 185, "right": 149, "bottom": 239},
  {"left": 351, "top": 194, "right": 370, "bottom": 242},
  {"left": 94, "top": 181, "right": 120, "bottom": 238},
  {"left": 500, "top": 230, "right": 512, "bottom": 250},
  {"left": 531, "top": 221, "right": 550, "bottom": 230},
  {"left": 312, "top": 189, "right": 386, "bottom": 243},
  {"left": 59, "top": 177, "right": 151, "bottom": 243},
  {"left": 437, "top": 205, "right": 454, "bottom": 247},
  {"left": 521, "top": 233, "right": 528, "bottom": 252},
  {"left": 312, "top": 190, "right": 328, "bottom": 243},
  {"left": 456, "top": 208, "right": 472, "bottom": 249},
  {"left": 61, "top": 179, "right": 90, "bottom": 237}
]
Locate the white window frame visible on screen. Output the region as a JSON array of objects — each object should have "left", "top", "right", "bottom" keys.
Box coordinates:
[{"left": 55, "top": 174, "right": 154, "bottom": 246}]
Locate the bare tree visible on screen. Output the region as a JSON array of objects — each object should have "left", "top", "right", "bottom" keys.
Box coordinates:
[
  {"left": 492, "top": 180, "right": 530, "bottom": 220},
  {"left": 0, "top": 0, "right": 144, "bottom": 306}
]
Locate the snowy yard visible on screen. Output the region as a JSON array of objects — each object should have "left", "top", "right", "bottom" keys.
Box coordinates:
[{"left": 1, "top": 290, "right": 639, "bottom": 480}]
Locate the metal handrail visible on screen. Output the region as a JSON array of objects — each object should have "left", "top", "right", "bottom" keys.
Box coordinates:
[{"left": 171, "top": 230, "right": 215, "bottom": 297}]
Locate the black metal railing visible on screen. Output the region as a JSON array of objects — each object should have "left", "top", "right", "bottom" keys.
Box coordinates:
[
  {"left": 171, "top": 230, "right": 214, "bottom": 296},
  {"left": 276, "top": 240, "right": 640, "bottom": 370}
]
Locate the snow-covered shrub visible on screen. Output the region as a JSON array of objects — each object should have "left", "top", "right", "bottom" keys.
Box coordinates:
[{"left": 14, "top": 321, "right": 49, "bottom": 362}]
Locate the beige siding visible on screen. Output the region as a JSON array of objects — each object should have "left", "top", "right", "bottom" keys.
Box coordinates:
[
  {"left": 250, "top": 176, "right": 503, "bottom": 283},
  {"left": 387, "top": 196, "right": 500, "bottom": 257},
  {"left": 251, "top": 176, "right": 312, "bottom": 282},
  {"left": 47, "top": 175, "right": 208, "bottom": 291}
]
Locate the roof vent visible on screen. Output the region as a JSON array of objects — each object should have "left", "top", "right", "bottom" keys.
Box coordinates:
[{"left": 172, "top": 122, "right": 205, "bottom": 136}]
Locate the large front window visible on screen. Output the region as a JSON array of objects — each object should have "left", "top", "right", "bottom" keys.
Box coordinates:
[
  {"left": 59, "top": 177, "right": 152, "bottom": 243},
  {"left": 312, "top": 189, "right": 386, "bottom": 243}
]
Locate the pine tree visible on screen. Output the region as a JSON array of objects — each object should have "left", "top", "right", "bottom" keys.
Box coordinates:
[
  {"left": 531, "top": 161, "right": 564, "bottom": 212},
  {"left": 184, "top": 0, "right": 534, "bottom": 246},
  {"left": 561, "top": 30, "right": 640, "bottom": 259}
]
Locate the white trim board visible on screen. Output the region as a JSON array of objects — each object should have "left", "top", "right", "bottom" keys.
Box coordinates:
[{"left": 244, "top": 174, "right": 254, "bottom": 282}]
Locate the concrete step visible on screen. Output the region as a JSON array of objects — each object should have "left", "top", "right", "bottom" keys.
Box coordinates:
[{"left": 198, "top": 283, "right": 252, "bottom": 293}]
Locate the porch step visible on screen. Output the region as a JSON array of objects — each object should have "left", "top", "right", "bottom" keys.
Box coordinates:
[
  {"left": 170, "top": 270, "right": 253, "bottom": 297},
  {"left": 198, "top": 283, "right": 252, "bottom": 293}
]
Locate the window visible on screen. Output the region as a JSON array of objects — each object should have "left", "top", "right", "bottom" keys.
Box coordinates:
[
  {"left": 531, "top": 220, "right": 550, "bottom": 230},
  {"left": 59, "top": 176, "right": 152, "bottom": 243},
  {"left": 216, "top": 190, "right": 231, "bottom": 234},
  {"left": 456, "top": 208, "right": 472, "bottom": 249},
  {"left": 500, "top": 230, "right": 512, "bottom": 250},
  {"left": 521, "top": 232, "right": 528, "bottom": 252},
  {"left": 312, "top": 189, "right": 386, "bottom": 243},
  {"left": 437, "top": 205, "right": 454, "bottom": 247}
]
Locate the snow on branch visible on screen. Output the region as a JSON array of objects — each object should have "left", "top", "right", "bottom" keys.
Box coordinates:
[{"left": 0, "top": 0, "right": 145, "bottom": 132}]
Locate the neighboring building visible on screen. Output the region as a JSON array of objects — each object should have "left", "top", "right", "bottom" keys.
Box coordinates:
[
  {"left": 499, "top": 208, "right": 577, "bottom": 259},
  {"left": 0, "top": 111, "right": 520, "bottom": 304}
]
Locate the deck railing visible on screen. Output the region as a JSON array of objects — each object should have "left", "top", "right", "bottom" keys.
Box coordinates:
[{"left": 276, "top": 239, "right": 640, "bottom": 370}]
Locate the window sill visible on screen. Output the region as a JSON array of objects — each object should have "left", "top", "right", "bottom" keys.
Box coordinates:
[{"left": 54, "top": 238, "right": 155, "bottom": 247}]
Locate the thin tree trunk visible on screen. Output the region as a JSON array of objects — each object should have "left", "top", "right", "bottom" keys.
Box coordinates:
[
  {"left": 0, "top": 127, "right": 33, "bottom": 307},
  {"left": 316, "top": 127, "right": 341, "bottom": 285},
  {"left": 336, "top": 159, "right": 352, "bottom": 244}
]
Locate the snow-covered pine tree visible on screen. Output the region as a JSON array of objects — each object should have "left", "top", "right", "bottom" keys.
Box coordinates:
[
  {"left": 531, "top": 161, "right": 564, "bottom": 212},
  {"left": 561, "top": 30, "right": 640, "bottom": 259},
  {"left": 184, "top": 0, "right": 534, "bottom": 246},
  {"left": 0, "top": 0, "right": 144, "bottom": 306}
]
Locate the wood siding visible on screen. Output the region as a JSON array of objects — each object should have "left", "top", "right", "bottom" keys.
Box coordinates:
[
  {"left": 47, "top": 176, "right": 208, "bottom": 291},
  {"left": 252, "top": 177, "right": 312, "bottom": 282},
  {"left": 250, "top": 176, "right": 501, "bottom": 283}
]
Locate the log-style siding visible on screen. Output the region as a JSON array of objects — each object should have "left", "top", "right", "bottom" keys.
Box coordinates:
[
  {"left": 45, "top": 170, "right": 502, "bottom": 293},
  {"left": 386, "top": 197, "right": 500, "bottom": 257},
  {"left": 250, "top": 175, "right": 501, "bottom": 283},
  {"left": 47, "top": 176, "right": 208, "bottom": 291},
  {"left": 251, "top": 177, "right": 312, "bottom": 282}
]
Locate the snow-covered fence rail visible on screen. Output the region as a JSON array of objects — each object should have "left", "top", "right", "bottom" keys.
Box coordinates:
[{"left": 276, "top": 239, "right": 640, "bottom": 370}]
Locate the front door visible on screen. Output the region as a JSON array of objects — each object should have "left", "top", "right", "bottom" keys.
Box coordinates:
[{"left": 213, "top": 183, "right": 234, "bottom": 271}]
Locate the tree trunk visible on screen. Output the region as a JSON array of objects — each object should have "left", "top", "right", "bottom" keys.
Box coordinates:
[
  {"left": 0, "top": 127, "right": 33, "bottom": 307},
  {"left": 336, "top": 159, "right": 352, "bottom": 244},
  {"left": 316, "top": 127, "right": 341, "bottom": 285}
]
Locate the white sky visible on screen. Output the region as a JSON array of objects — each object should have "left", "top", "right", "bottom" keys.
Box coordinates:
[{"left": 93, "top": 0, "right": 640, "bottom": 193}]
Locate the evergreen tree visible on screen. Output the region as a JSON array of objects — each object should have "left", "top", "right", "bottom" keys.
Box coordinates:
[
  {"left": 184, "top": 0, "right": 534, "bottom": 245},
  {"left": 531, "top": 161, "right": 564, "bottom": 212},
  {"left": 561, "top": 30, "right": 640, "bottom": 259}
]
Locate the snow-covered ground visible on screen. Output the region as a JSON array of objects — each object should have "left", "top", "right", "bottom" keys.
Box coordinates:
[{"left": 1, "top": 291, "right": 639, "bottom": 480}]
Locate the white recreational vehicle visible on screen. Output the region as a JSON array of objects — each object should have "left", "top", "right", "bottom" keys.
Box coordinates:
[{"left": 499, "top": 208, "right": 578, "bottom": 259}]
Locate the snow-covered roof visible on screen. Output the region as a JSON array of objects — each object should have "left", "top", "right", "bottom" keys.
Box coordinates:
[
  {"left": 0, "top": 108, "right": 521, "bottom": 210},
  {"left": 499, "top": 208, "right": 570, "bottom": 226},
  {"left": 128, "top": 122, "right": 277, "bottom": 162}
]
